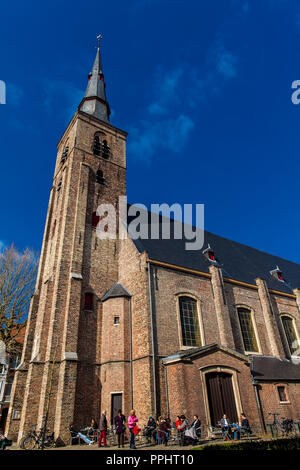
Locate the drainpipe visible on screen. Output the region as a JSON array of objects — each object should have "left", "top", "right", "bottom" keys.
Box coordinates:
[
  {"left": 147, "top": 261, "right": 157, "bottom": 419},
  {"left": 161, "top": 361, "right": 170, "bottom": 418},
  {"left": 251, "top": 360, "right": 266, "bottom": 433},
  {"left": 129, "top": 297, "right": 133, "bottom": 410}
]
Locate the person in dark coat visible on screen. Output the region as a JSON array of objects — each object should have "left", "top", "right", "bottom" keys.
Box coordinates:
[
  {"left": 145, "top": 416, "right": 157, "bottom": 443},
  {"left": 241, "top": 414, "right": 251, "bottom": 434},
  {"left": 158, "top": 419, "right": 169, "bottom": 446},
  {"left": 98, "top": 411, "right": 108, "bottom": 447},
  {"left": 114, "top": 409, "right": 126, "bottom": 448},
  {"left": 191, "top": 415, "right": 201, "bottom": 437}
]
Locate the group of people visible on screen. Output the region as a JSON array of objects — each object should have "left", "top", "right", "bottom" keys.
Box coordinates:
[
  {"left": 69, "top": 411, "right": 203, "bottom": 448},
  {"left": 70, "top": 410, "right": 251, "bottom": 448},
  {"left": 69, "top": 409, "right": 139, "bottom": 449},
  {"left": 219, "top": 413, "right": 251, "bottom": 440}
]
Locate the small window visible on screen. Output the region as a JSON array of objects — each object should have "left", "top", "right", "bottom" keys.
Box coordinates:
[
  {"left": 114, "top": 316, "right": 120, "bottom": 325},
  {"left": 84, "top": 293, "right": 93, "bottom": 311},
  {"left": 96, "top": 169, "right": 105, "bottom": 184},
  {"left": 93, "top": 135, "right": 101, "bottom": 156},
  {"left": 92, "top": 212, "right": 100, "bottom": 228},
  {"left": 10, "top": 354, "right": 21, "bottom": 369},
  {"left": 57, "top": 179, "right": 62, "bottom": 192},
  {"left": 277, "top": 386, "right": 288, "bottom": 402},
  {"left": 5, "top": 381, "right": 12, "bottom": 399},
  {"left": 281, "top": 315, "right": 299, "bottom": 356},
  {"left": 12, "top": 409, "right": 21, "bottom": 420},
  {"left": 237, "top": 308, "right": 259, "bottom": 353}
]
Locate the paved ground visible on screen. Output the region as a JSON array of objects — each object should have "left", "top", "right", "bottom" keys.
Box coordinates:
[{"left": 8, "top": 441, "right": 201, "bottom": 451}]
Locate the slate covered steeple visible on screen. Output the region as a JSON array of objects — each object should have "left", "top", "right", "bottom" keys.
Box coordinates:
[{"left": 79, "top": 37, "right": 111, "bottom": 122}]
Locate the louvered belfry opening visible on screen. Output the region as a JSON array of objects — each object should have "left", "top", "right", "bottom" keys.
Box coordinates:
[
  {"left": 93, "top": 135, "right": 101, "bottom": 156},
  {"left": 205, "top": 372, "right": 238, "bottom": 426}
]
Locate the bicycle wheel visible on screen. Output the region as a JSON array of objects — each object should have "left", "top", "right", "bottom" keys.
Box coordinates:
[
  {"left": 19, "top": 436, "right": 26, "bottom": 449},
  {"left": 22, "top": 435, "right": 37, "bottom": 450}
]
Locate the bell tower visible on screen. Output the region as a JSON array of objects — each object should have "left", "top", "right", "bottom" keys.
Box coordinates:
[{"left": 6, "top": 40, "right": 128, "bottom": 443}]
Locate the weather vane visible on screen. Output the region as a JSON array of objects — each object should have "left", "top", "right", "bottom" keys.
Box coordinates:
[{"left": 97, "top": 34, "right": 103, "bottom": 49}]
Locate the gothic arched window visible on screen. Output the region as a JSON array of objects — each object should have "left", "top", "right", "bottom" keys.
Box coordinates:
[
  {"left": 102, "top": 139, "right": 110, "bottom": 159},
  {"left": 61, "top": 145, "right": 69, "bottom": 163},
  {"left": 93, "top": 135, "right": 101, "bottom": 156},
  {"left": 281, "top": 315, "right": 299, "bottom": 356},
  {"left": 179, "top": 296, "right": 201, "bottom": 347},
  {"left": 237, "top": 307, "right": 259, "bottom": 353}
]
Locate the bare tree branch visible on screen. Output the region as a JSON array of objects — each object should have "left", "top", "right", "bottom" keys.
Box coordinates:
[{"left": 0, "top": 244, "right": 38, "bottom": 354}]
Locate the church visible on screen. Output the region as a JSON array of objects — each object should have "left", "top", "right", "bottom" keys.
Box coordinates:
[{"left": 6, "top": 43, "right": 300, "bottom": 444}]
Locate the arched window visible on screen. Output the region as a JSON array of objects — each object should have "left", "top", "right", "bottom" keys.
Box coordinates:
[
  {"left": 61, "top": 145, "right": 69, "bottom": 163},
  {"left": 281, "top": 315, "right": 298, "bottom": 356},
  {"left": 102, "top": 139, "right": 110, "bottom": 159},
  {"left": 93, "top": 135, "right": 101, "bottom": 156},
  {"left": 96, "top": 169, "right": 105, "bottom": 184},
  {"left": 237, "top": 308, "right": 259, "bottom": 353},
  {"left": 179, "top": 296, "right": 201, "bottom": 347}
]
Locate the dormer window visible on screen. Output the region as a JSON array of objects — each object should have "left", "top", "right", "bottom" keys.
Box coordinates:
[
  {"left": 61, "top": 145, "right": 69, "bottom": 163},
  {"left": 96, "top": 169, "right": 105, "bottom": 184},
  {"left": 270, "top": 266, "right": 284, "bottom": 282},
  {"left": 202, "top": 244, "right": 216, "bottom": 263}
]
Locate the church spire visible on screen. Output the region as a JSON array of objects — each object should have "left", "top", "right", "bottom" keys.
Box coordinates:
[{"left": 79, "top": 35, "right": 111, "bottom": 122}]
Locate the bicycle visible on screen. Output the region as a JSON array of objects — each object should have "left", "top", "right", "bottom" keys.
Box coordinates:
[
  {"left": 267, "top": 413, "right": 294, "bottom": 438},
  {"left": 20, "top": 426, "right": 55, "bottom": 450}
]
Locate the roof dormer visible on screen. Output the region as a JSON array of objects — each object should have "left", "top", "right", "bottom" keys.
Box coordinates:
[
  {"left": 202, "top": 244, "right": 217, "bottom": 263},
  {"left": 270, "top": 265, "right": 284, "bottom": 282}
]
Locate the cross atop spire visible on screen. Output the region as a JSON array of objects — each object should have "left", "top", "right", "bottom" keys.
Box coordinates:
[{"left": 78, "top": 37, "right": 110, "bottom": 122}]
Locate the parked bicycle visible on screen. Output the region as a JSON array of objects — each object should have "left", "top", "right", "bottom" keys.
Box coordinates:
[
  {"left": 20, "top": 426, "right": 55, "bottom": 450},
  {"left": 268, "top": 413, "right": 294, "bottom": 438}
]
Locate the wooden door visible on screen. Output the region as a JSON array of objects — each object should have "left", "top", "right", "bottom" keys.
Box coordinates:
[
  {"left": 206, "top": 372, "right": 238, "bottom": 426},
  {"left": 111, "top": 393, "right": 122, "bottom": 424}
]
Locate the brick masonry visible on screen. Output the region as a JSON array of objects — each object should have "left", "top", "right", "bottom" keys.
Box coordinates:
[{"left": 5, "top": 109, "right": 300, "bottom": 443}]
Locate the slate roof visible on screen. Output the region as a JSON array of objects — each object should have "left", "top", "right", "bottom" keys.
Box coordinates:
[
  {"left": 101, "top": 282, "right": 131, "bottom": 302},
  {"left": 79, "top": 46, "right": 110, "bottom": 122},
  {"left": 127, "top": 206, "right": 300, "bottom": 295},
  {"left": 162, "top": 343, "right": 250, "bottom": 364},
  {"left": 251, "top": 355, "right": 300, "bottom": 381}
]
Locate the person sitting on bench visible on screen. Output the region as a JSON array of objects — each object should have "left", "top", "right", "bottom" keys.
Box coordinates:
[{"left": 220, "top": 414, "right": 232, "bottom": 440}]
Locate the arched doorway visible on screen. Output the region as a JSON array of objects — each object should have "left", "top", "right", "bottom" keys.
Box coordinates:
[{"left": 205, "top": 372, "right": 238, "bottom": 426}]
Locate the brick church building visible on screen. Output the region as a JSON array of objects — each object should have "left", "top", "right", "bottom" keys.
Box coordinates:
[{"left": 6, "top": 44, "right": 300, "bottom": 443}]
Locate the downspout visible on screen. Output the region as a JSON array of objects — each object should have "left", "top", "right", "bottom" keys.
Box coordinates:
[
  {"left": 147, "top": 261, "right": 157, "bottom": 419},
  {"left": 129, "top": 297, "right": 133, "bottom": 410},
  {"left": 161, "top": 361, "right": 170, "bottom": 418},
  {"left": 251, "top": 361, "right": 266, "bottom": 433}
]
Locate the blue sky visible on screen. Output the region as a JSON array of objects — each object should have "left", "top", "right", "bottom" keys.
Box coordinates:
[{"left": 1, "top": 0, "right": 300, "bottom": 263}]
